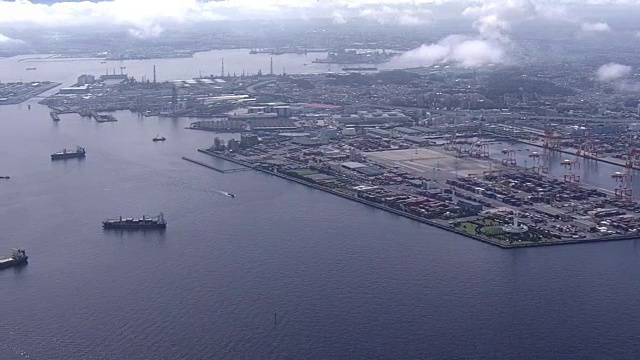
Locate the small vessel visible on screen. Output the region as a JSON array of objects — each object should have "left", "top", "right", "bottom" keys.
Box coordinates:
[
  {"left": 152, "top": 135, "right": 166, "bottom": 142},
  {"left": 51, "top": 146, "right": 86, "bottom": 160},
  {"left": 0, "top": 249, "right": 28, "bottom": 270},
  {"left": 25, "top": 67, "right": 36, "bottom": 71},
  {"left": 102, "top": 213, "right": 167, "bottom": 230},
  {"left": 50, "top": 112, "right": 60, "bottom": 121},
  {"left": 0, "top": 176, "right": 10, "bottom": 179}
]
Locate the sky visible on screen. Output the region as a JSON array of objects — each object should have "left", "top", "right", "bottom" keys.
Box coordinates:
[
  {"left": 1, "top": 0, "right": 636, "bottom": 36},
  {"left": 1, "top": 0, "right": 640, "bottom": 68}
]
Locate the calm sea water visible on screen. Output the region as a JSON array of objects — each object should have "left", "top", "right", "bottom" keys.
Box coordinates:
[{"left": 1, "top": 54, "right": 640, "bottom": 359}]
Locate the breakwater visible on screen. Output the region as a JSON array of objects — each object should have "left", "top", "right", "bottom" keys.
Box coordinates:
[{"left": 182, "top": 156, "right": 250, "bottom": 173}]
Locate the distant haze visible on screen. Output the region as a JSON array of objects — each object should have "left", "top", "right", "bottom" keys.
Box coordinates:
[{"left": 1, "top": 0, "right": 639, "bottom": 69}]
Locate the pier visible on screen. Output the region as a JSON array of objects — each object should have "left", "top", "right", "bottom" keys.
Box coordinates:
[
  {"left": 93, "top": 113, "right": 118, "bottom": 123},
  {"left": 182, "top": 156, "right": 251, "bottom": 173}
]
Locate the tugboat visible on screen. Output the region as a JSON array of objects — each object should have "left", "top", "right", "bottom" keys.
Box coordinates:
[
  {"left": 0, "top": 249, "right": 28, "bottom": 270},
  {"left": 51, "top": 146, "right": 86, "bottom": 160},
  {"left": 102, "top": 213, "right": 167, "bottom": 230},
  {"left": 152, "top": 135, "right": 166, "bottom": 142}
]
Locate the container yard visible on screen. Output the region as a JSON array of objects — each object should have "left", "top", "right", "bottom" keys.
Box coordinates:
[{"left": 195, "top": 127, "right": 640, "bottom": 248}]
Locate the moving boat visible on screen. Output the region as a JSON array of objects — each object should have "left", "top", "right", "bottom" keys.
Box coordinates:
[
  {"left": 152, "top": 135, "right": 166, "bottom": 142},
  {"left": 0, "top": 249, "right": 28, "bottom": 270}
]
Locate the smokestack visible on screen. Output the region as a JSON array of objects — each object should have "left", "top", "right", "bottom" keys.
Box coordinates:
[
  {"left": 270, "top": 57, "right": 273, "bottom": 76},
  {"left": 221, "top": 58, "right": 225, "bottom": 78},
  {"left": 153, "top": 65, "right": 156, "bottom": 84}
]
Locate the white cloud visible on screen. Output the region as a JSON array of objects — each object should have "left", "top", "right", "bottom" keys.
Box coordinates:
[
  {"left": 462, "top": 0, "right": 541, "bottom": 41},
  {"left": 597, "top": 63, "right": 632, "bottom": 82},
  {"left": 393, "top": 34, "right": 504, "bottom": 68},
  {"left": 581, "top": 22, "right": 612, "bottom": 32},
  {"left": 0, "top": 33, "right": 24, "bottom": 45},
  {"left": 0, "top": 0, "right": 636, "bottom": 39},
  {"left": 0, "top": 0, "right": 447, "bottom": 38}
]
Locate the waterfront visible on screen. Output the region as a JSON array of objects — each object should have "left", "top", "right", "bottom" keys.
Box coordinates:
[
  {"left": 0, "top": 49, "right": 406, "bottom": 85},
  {"left": 3, "top": 58, "right": 640, "bottom": 358}
]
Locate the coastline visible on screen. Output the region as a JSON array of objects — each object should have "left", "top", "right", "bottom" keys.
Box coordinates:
[{"left": 197, "top": 149, "right": 640, "bottom": 249}]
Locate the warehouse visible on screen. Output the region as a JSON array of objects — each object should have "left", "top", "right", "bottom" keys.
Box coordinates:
[
  {"left": 341, "top": 161, "right": 368, "bottom": 170},
  {"left": 395, "top": 127, "right": 421, "bottom": 136},
  {"left": 367, "top": 128, "right": 392, "bottom": 138},
  {"left": 403, "top": 136, "right": 432, "bottom": 146},
  {"left": 355, "top": 166, "right": 385, "bottom": 177}
]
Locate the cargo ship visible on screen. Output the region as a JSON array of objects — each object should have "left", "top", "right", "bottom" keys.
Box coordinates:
[
  {"left": 51, "top": 146, "right": 86, "bottom": 160},
  {"left": 102, "top": 213, "right": 166, "bottom": 230},
  {"left": 0, "top": 249, "right": 28, "bottom": 270}
]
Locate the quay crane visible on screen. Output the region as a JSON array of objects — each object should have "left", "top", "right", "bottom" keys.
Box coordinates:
[
  {"left": 561, "top": 150, "right": 580, "bottom": 183},
  {"left": 612, "top": 135, "right": 635, "bottom": 202},
  {"left": 543, "top": 129, "right": 562, "bottom": 150},
  {"left": 501, "top": 149, "right": 517, "bottom": 166},
  {"left": 528, "top": 151, "right": 548, "bottom": 174},
  {"left": 444, "top": 131, "right": 460, "bottom": 153},
  {"left": 469, "top": 127, "right": 490, "bottom": 158},
  {"left": 612, "top": 169, "right": 633, "bottom": 202},
  {"left": 577, "top": 132, "right": 599, "bottom": 160}
]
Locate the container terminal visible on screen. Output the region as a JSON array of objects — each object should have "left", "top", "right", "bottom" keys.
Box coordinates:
[{"left": 196, "top": 125, "right": 640, "bottom": 248}]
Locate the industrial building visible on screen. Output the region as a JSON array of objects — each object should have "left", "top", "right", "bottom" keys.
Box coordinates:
[
  {"left": 341, "top": 161, "right": 368, "bottom": 170},
  {"left": 403, "top": 136, "right": 432, "bottom": 146},
  {"left": 59, "top": 85, "right": 90, "bottom": 94},
  {"left": 354, "top": 166, "right": 385, "bottom": 177},
  {"left": 394, "top": 127, "right": 421, "bottom": 136},
  {"left": 77, "top": 74, "right": 95, "bottom": 86},
  {"left": 457, "top": 199, "right": 483, "bottom": 214},
  {"left": 366, "top": 128, "right": 392, "bottom": 138}
]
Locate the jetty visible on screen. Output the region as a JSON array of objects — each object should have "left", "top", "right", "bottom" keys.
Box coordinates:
[{"left": 182, "top": 156, "right": 251, "bottom": 173}]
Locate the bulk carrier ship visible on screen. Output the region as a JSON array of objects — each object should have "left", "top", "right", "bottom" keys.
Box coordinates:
[{"left": 102, "top": 213, "right": 167, "bottom": 230}]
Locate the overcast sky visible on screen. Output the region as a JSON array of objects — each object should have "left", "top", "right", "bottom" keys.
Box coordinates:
[
  {"left": 1, "top": 0, "right": 638, "bottom": 37},
  {"left": 2, "top": 0, "right": 639, "bottom": 68}
]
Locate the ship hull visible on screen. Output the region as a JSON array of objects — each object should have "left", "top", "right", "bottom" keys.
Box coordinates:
[
  {"left": 0, "top": 258, "right": 28, "bottom": 270},
  {"left": 51, "top": 153, "right": 85, "bottom": 160},
  {"left": 102, "top": 223, "right": 166, "bottom": 230}
]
